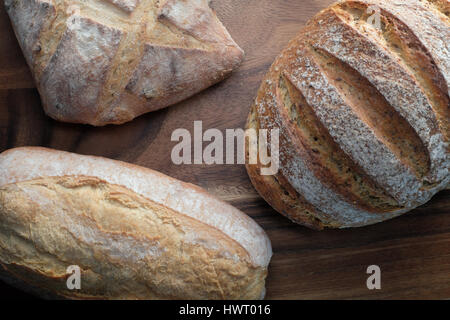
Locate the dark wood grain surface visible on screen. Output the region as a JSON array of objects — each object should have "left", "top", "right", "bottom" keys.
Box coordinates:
[{"left": 0, "top": 0, "right": 449, "bottom": 300}]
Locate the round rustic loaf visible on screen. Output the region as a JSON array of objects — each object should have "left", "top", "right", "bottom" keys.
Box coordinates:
[{"left": 246, "top": 0, "right": 449, "bottom": 229}]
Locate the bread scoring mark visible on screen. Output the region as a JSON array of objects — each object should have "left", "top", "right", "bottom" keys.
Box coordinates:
[
  {"left": 38, "top": 16, "right": 123, "bottom": 124},
  {"left": 253, "top": 61, "right": 402, "bottom": 226},
  {"left": 157, "top": 0, "right": 234, "bottom": 46},
  {"left": 151, "top": 15, "right": 212, "bottom": 50},
  {"left": 79, "top": 0, "right": 135, "bottom": 29},
  {"left": 421, "top": 0, "right": 450, "bottom": 18},
  {"left": 32, "top": 0, "right": 70, "bottom": 81},
  {"left": 93, "top": 0, "right": 216, "bottom": 122},
  {"left": 104, "top": 0, "right": 141, "bottom": 13},
  {"left": 33, "top": 0, "right": 213, "bottom": 124},
  {"left": 21, "top": 0, "right": 136, "bottom": 82},
  {"left": 308, "top": 46, "right": 431, "bottom": 180},
  {"left": 285, "top": 43, "right": 424, "bottom": 207},
  {"left": 336, "top": 1, "right": 450, "bottom": 142},
  {"left": 245, "top": 103, "right": 330, "bottom": 229},
  {"left": 94, "top": 0, "right": 154, "bottom": 122},
  {"left": 123, "top": 44, "right": 228, "bottom": 110},
  {"left": 352, "top": 1, "right": 449, "bottom": 97},
  {"left": 3, "top": 0, "right": 54, "bottom": 79},
  {"left": 278, "top": 73, "right": 400, "bottom": 212},
  {"left": 313, "top": 4, "right": 449, "bottom": 193},
  {"left": 330, "top": 1, "right": 449, "bottom": 191}
]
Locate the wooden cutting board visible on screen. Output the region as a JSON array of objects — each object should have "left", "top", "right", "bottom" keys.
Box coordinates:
[{"left": 0, "top": 0, "right": 449, "bottom": 300}]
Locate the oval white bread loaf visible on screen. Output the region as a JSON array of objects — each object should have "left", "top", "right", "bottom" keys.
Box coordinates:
[
  {"left": 4, "top": 0, "right": 244, "bottom": 126},
  {"left": 246, "top": 0, "right": 449, "bottom": 229},
  {"left": 0, "top": 147, "right": 272, "bottom": 299}
]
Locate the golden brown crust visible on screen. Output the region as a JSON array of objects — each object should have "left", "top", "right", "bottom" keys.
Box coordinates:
[{"left": 0, "top": 175, "right": 267, "bottom": 299}]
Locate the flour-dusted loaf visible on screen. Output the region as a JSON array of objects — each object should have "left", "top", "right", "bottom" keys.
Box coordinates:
[
  {"left": 247, "top": 0, "right": 449, "bottom": 229},
  {"left": 0, "top": 147, "right": 272, "bottom": 299},
  {"left": 4, "top": 0, "right": 244, "bottom": 126}
]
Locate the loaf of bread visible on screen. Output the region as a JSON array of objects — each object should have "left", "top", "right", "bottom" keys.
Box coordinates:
[
  {"left": 0, "top": 147, "right": 272, "bottom": 299},
  {"left": 4, "top": 0, "right": 244, "bottom": 126},
  {"left": 246, "top": 0, "right": 449, "bottom": 229}
]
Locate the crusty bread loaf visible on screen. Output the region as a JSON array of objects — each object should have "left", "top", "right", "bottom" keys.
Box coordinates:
[
  {"left": 0, "top": 147, "right": 272, "bottom": 299},
  {"left": 4, "top": 0, "right": 244, "bottom": 126},
  {"left": 246, "top": 0, "right": 449, "bottom": 229}
]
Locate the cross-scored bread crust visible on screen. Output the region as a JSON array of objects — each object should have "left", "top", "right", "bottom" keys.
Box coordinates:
[
  {"left": 246, "top": 0, "right": 449, "bottom": 228},
  {"left": 5, "top": 0, "right": 244, "bottom": 125}
]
